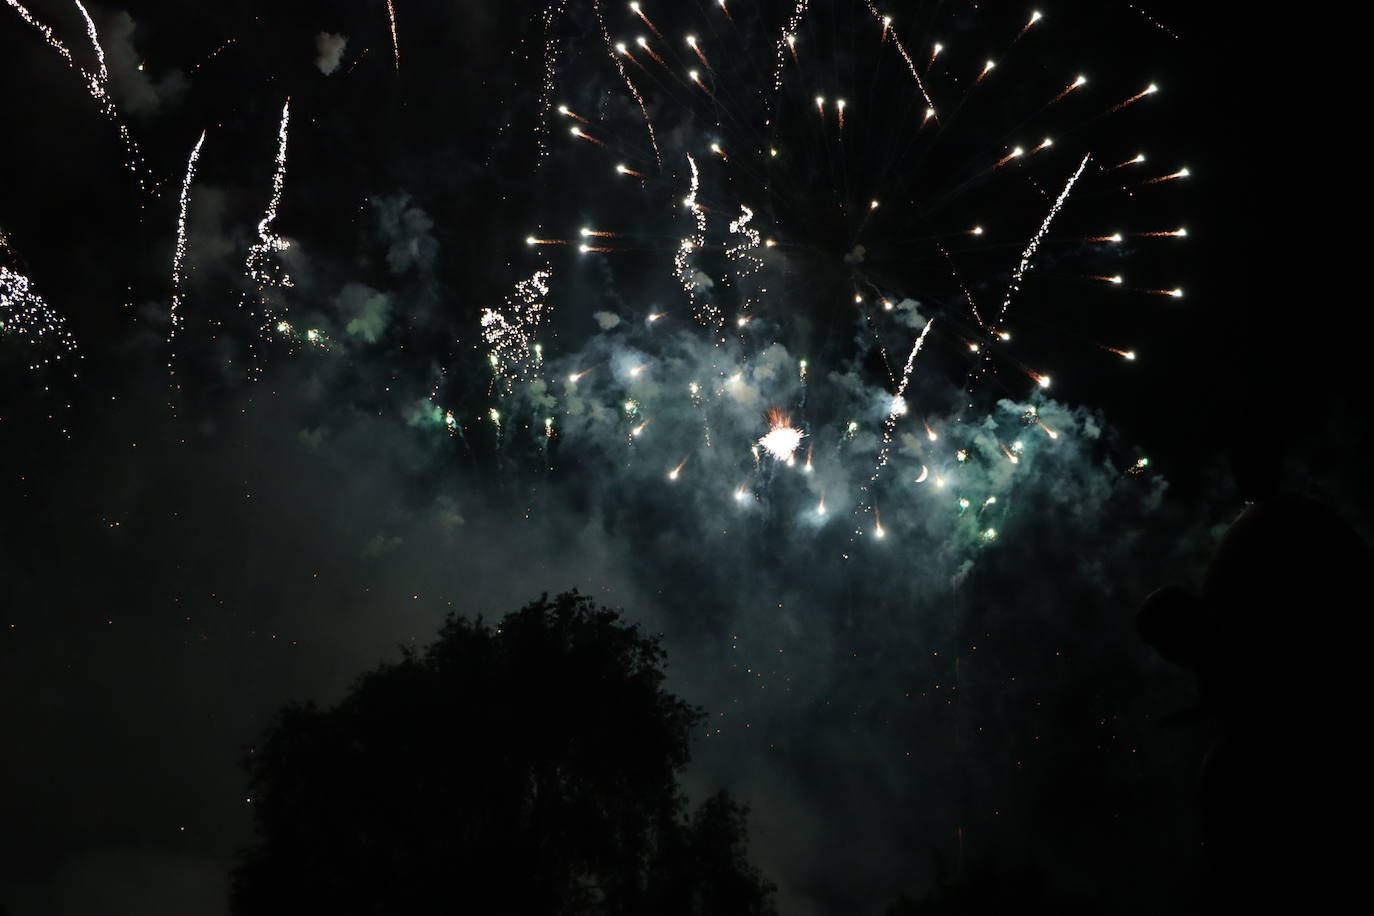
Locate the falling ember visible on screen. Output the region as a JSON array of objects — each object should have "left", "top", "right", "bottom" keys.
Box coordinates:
[
  {"left": 804, "top": 446, "right": 814, "bottom": 473},
  {"left": 1031, "top": 372, "right": 1052, "bottom": 389},
  {"left": 630, "top": 2, "right": 663, "bottom": 39},
  {"left": 1050, "top": 74, "right": 1087, "bottom": 104},
  {"left": 570, "top": 127, "right": 605, "bottom": 146},
  {"left": 759, "top": 408, "right": 805, "bottom": 461},
  {"left": 567, "top": 370, "right": 589, "bottom": 383},
  {"left": 816, "top": 496, "right": 827, "bottom": 516},
  {"left": 873, "top": 508, "right": 886, "bottom": 538},
  {"left": 999, "top": 442, "right": 1020, "bottom": 464},
  {"left": 615, "top": 163, "right": 644, "bottom": 177},
  {"left": 668, "top": 458, "right": 687, "bottom": 480},
  {"left": 1111, "top": 153, "right": 1148, "bottom": 169},
  {"left": 1108, "top": 347, "right": 1138, "bottom": 360},
  {"left": 636, "top": 35, "right": 666, "bottom": 66},
  {"left": 1142, "top": 168, "right": 1190, "bottom": 184},
  {"left": 1037, "top": 420, "right": 1060, "bottom": 439},
  {"left": 1106, "top": 83, "right": 1159, "bottom": 115},
  {"left": 686, "top": 34, "right": 711, "bottom": 69},
  {"left": 1140, "top": 228, "right": 1188, "bottom": 237},
  {"left": 993, "top": 147, "right": 1024, "bottom": 169},
  {"left": 924, "top": 422, "right": 938, "bottom": 441},
  {"left": 557, "top": 104, "right": 589, "bottom": 123}
]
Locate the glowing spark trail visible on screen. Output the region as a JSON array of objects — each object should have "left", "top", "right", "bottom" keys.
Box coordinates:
[
  {"left": 863, "top": 1, "right": 935, "bottom": 113},
  {"left": 242, "top": 101, "right": 293, "bottom": 375},
  {"left": 168, "top": 130, "right": 206, "bottom": 401},
  {"left": 5, "top": 0, "right": 151, "bottom": 191},
  {"left": 989, "top": 156, "right": 1089, "bottom": 340},
  {"left": 870, "top": 318, "right": 936, "bottom": 483},
  {"left": 594, "top": 0, "right": 659, "bottom": 167},
  {"left": 385, "top": 0, "right": 400, "bottom": 71}
]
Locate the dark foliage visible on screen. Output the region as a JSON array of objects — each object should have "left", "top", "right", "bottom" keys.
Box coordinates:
[{"left": 231, "top": 592, "right": 775, "bottom": 915}]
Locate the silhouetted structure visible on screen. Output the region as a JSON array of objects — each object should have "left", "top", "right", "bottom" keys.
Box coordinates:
[
  {"left": 231, "top": 592, "right": 776, "bottom": 915},
  {"left": 1138, "top": 493, "right": 1373, "bottom": 908}
]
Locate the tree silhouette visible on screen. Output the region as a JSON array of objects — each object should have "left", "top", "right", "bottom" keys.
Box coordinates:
[{"left": 230, "top": 592, "right": 775, "bottom": 915}]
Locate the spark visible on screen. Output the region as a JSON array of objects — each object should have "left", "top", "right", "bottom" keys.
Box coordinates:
[
  {"left": 686, "top": 34, "right": 711, "bottom": 69},
  {"left": 570, "top": 127, "right": 606, "bottom": 146},
  {"left": 630, "top": 2, "right": 663, "bottom": 39},
  {"left": 1142, "top": 167, "right": 1190, "bottom": 184},
  {"left": 1106, "top": 83, "right": 1159, "bottom": 115},
  {"left": 759, "top": 408, "right": 806, "bottom": 461}
]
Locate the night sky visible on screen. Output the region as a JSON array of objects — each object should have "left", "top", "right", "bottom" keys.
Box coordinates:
[{"left": 1, "top": 1, "right": 1365, "bottom": 914}]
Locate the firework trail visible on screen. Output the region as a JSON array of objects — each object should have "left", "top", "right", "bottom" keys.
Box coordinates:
[
  {"left": 4, "top": 0, "right": 152, "bottom": 192},
  {"left": 385, "top": 0, "right": 400, "bottom": 71},
  {"left": 167, "top": 130, "right": 206, "bottom": 405},
  {"left": 593, "top": 0, "right": 660, "bottom": 169},
  {"left": 241, "top": 101, "right": 293, "bottom": 377},
  {"left": 962, "top": 153, "right": 1091, "bottom": 413},
  {"left": 674, "top": 154, "right": 718, "bottom": 330},
  {"left": 862, "top": 1, "right": 935, "bottom": 114}
]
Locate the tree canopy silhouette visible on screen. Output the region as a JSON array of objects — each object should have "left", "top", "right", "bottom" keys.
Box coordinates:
[{"left": 231, "top": 592, "right": 776, "bottom": 915}]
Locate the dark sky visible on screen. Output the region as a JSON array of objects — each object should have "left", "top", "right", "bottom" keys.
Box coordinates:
[{"left": 0, "top": 2, "right": 1363, "bottom": 914}]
